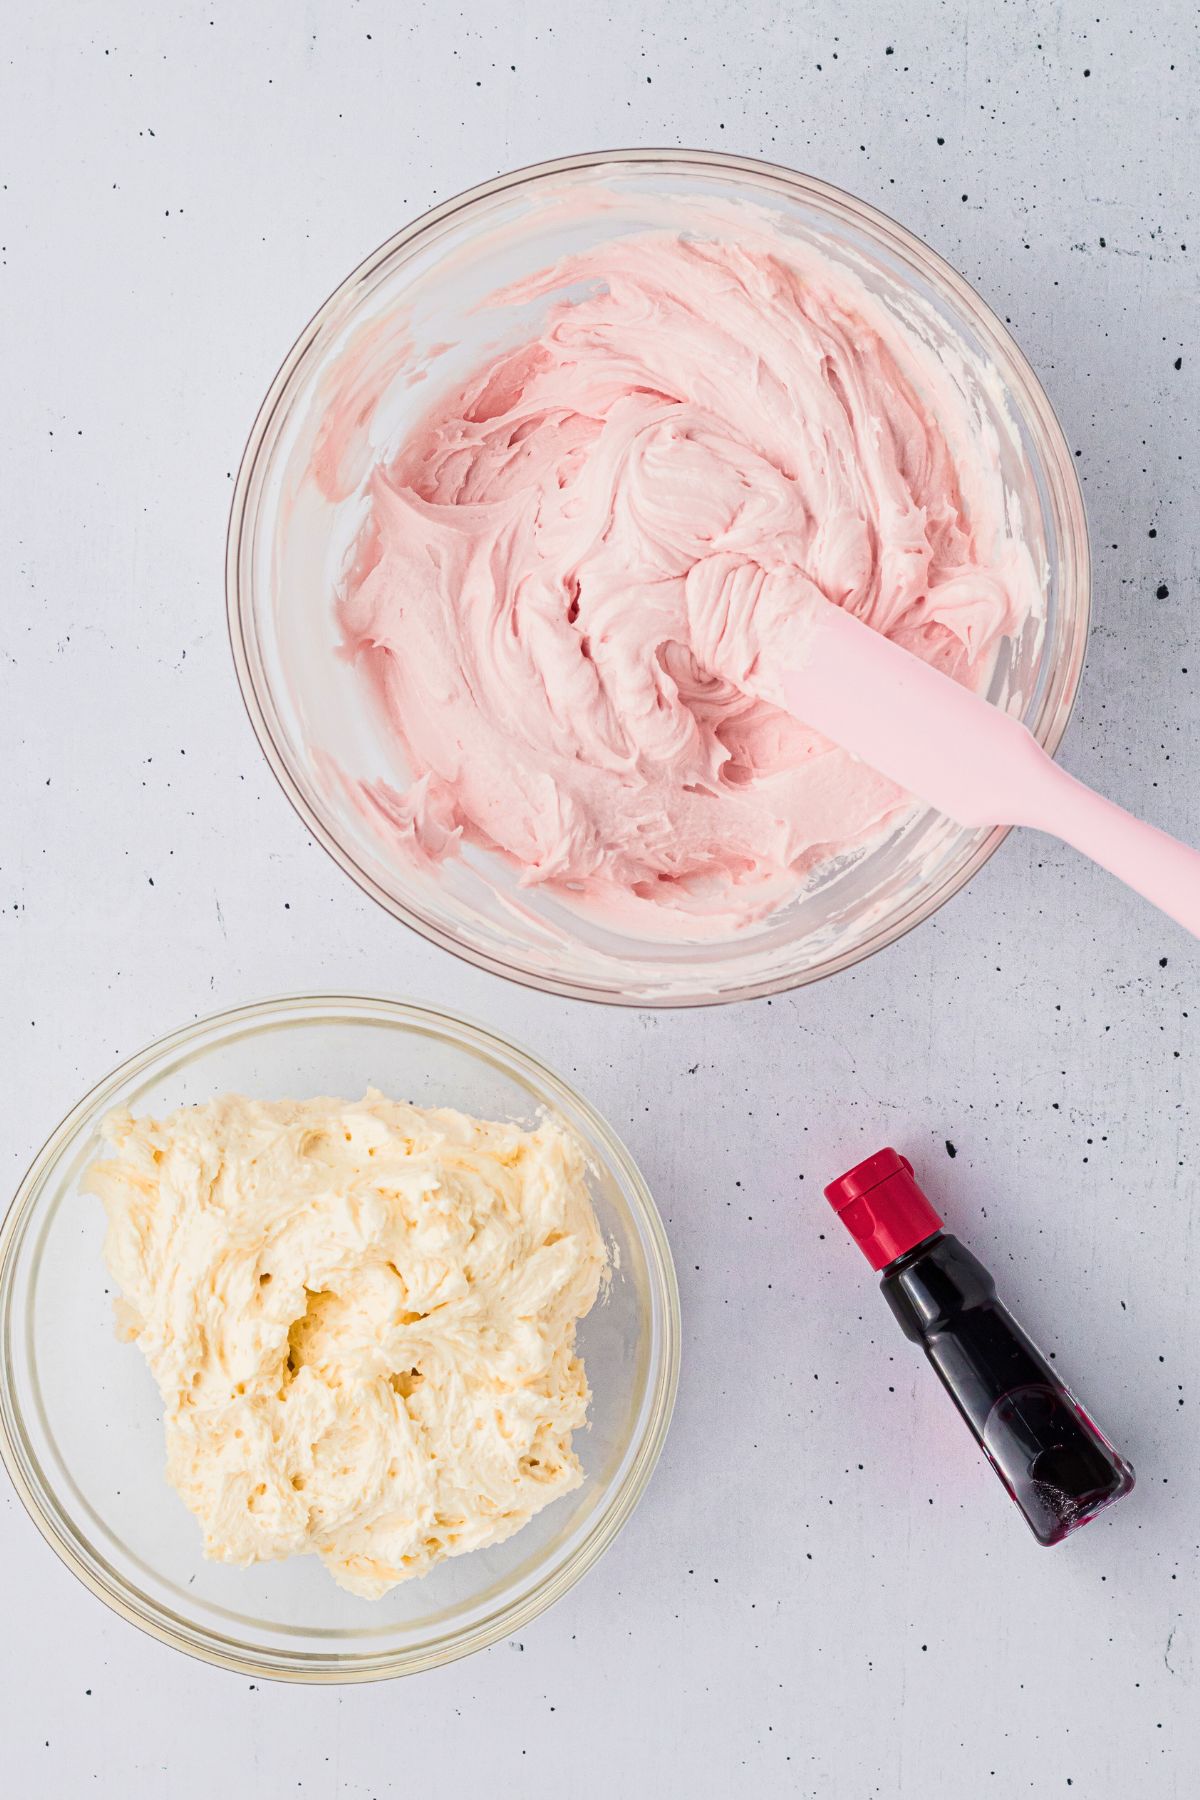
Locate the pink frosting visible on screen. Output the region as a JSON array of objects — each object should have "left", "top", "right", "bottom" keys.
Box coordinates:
[{"left": 335, "top": 229, "right": 1038, "bottom": 934}]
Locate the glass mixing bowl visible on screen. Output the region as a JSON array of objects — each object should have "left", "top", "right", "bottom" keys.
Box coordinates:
[
  {"left": 0, "top": 996, "right": 679, "bottom": 1682},
  {"left": 228, "top": 150, "right": 1089, "bottom": 1005}
]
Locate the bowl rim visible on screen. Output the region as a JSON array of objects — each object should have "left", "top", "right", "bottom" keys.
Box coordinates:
[
  {"left": 226, "top": 147, "right": 1091, "bottom": 1008},
  {"left": 0, "top": 991, "right": 681, "bottom": 1682}
]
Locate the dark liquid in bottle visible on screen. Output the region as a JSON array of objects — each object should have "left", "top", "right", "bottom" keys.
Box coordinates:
[
  {"left": 882, "top": 1234, "right": 1134, "bottom": 1545},
  {"left": 982, "top": 1384, "right": 1132, "bottom": 1544}
]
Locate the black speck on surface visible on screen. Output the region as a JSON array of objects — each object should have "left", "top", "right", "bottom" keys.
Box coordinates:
[
  {"left": 1157, "top": 584, "right": 1170, "bottom": 599},
  {"left": 945, "top": 1140, "right": 958, "bottom": 1158}
]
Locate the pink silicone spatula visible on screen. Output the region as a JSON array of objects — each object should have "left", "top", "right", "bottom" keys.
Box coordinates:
[{"left": 781, "top": 603, "right": 1200, "bottom": 940}]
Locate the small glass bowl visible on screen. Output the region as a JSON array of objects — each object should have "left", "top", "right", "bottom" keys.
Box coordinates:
[
  {"left": 227, "top": 150, "right": 1089, "bottom": 1004},
  {"left": 0, "top": 995, "right": 679, "bottom": 1682}
]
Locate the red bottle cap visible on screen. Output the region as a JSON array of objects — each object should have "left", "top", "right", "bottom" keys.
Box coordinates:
[{"left": 824, "top": 1147, "right": 943, "bottom": 1271}]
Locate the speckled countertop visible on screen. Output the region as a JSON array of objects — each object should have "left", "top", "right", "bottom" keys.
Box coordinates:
[{"left": 2, "top": 1, "right": 1198, "bottom": 1794}]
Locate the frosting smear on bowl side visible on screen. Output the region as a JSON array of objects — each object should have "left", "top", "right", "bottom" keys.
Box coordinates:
[
  {"left": 87, "top": 1093, "right": 606, "bottom": 1599},
  {"left": 335, "top": 226, "right": 1040, "bottom": 935}
]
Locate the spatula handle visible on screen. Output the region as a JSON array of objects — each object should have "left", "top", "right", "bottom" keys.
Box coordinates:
[
  {"left": 779, "top": 600, "right": 1200, "bottom": 940},
  {"left": 1020, "top": 758, "right": 1200, "bottom": 941}
]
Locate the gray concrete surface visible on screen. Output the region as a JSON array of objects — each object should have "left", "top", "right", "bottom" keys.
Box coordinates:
[{"left": 2, "top": 1, "right": 1198, "bottom": 1793}]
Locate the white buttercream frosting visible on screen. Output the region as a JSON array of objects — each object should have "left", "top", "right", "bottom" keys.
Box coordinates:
[{"left": 87, "top": 1092, "right": 606, "bottom": 1599}]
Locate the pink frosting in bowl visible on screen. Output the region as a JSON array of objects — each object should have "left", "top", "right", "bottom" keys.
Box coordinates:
[
  {"left": 229, "top": 155, "right": 1087, "bottom": 1001},
  {"left": 333, "top": 225, "right": 1038, "bottom": 938}
]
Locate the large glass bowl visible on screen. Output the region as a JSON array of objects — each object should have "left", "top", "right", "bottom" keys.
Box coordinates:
[
  {"left": 227, "top": 150, "right": 1089, "bottom": 1005},
  {"left": 0, "top": 996, "right": 679, "bottom": 1682}
]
